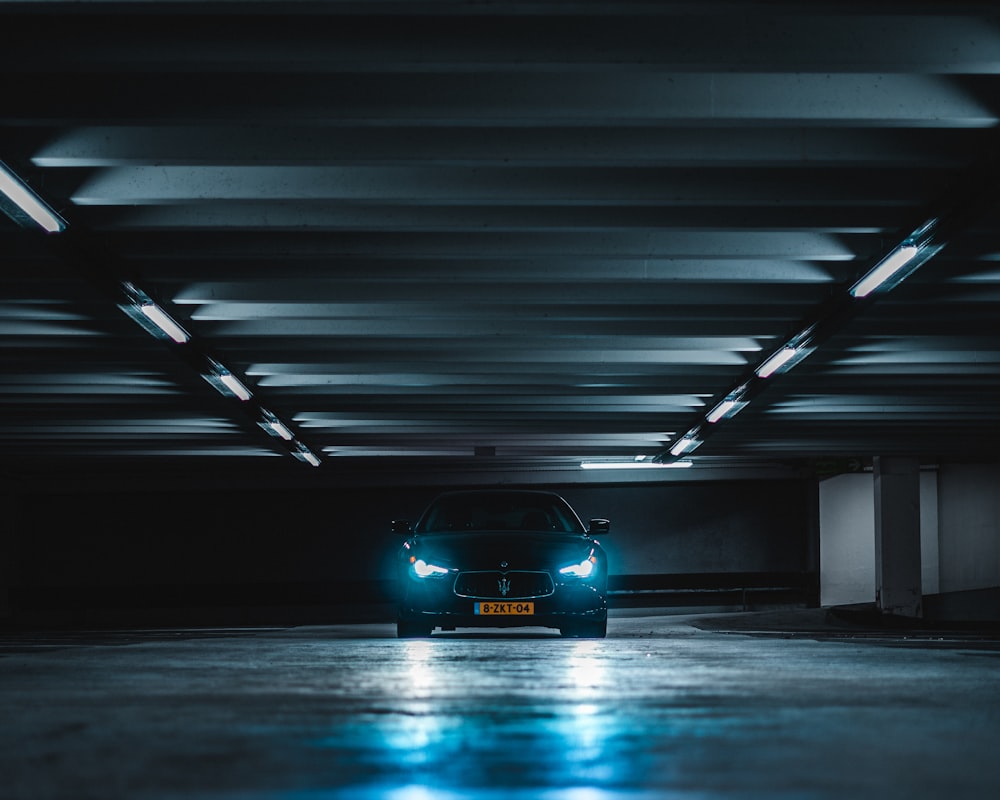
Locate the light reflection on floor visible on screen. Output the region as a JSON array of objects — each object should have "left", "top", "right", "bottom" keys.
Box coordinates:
[
  {"left": 2, "top": 618, "right": 999, "bottom": 799},
  {"left": 310, "top": 637, "right": 653, "bottom": 792},
  {"left": 300, "top": 636, "right": 752, "bottom": 800},
  {"left": 300, "top": 628, "right": 999, "bottom": 799},
  {"left": 298, "top": 634, "right": 854, "bottom": 796}
]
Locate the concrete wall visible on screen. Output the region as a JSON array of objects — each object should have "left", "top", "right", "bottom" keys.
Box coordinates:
[
  {"left": 12, "top": 463, "right": 998, "bottom": 625},
  {"left": 8, "top": 479, "right": 815, "bottom": 624},
  {"left": 560, "top": 482, "right": 812, "bottom": 577},
  {"left": 13, "top": 480, "right": 813, "bottom": 584},
  {"left": 938, "top": 463, "right": 1000, "bottom": 593}
]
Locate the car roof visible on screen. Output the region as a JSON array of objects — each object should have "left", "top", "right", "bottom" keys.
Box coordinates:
[
  {"left": 430, "top": 489, "right": 567, "bottom": 501},
  {"left": 434, "top": 488, "right": 561, "bottom": 495}
]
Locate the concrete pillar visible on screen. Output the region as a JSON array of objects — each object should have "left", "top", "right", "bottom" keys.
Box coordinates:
[{"left": 873, "top": 457, "right": 922, "bottom": 618}]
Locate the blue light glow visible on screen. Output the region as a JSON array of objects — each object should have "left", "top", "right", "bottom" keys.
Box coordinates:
[
  {"left": 559, "top": 556, "right": 596, "bottom": 578},
  {"left": 412, "top": 559, "right": 449, "bottom": 578}
]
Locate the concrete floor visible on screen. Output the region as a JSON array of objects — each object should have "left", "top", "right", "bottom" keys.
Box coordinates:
[{"left": 2, "top": 610, "right": 999, "bottom": 799}]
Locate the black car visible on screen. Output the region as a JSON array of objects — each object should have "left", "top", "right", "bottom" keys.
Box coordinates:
[{"left": 394, "top": 489, "right": 609, "bottom": 638}]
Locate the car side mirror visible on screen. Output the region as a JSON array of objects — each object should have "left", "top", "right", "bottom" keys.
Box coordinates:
[
  {"left": 391, "top": 519, "right": 413, "bottom": 534},
  {"left": 588, "top": 518, "right": 610, "bottom": 535}
]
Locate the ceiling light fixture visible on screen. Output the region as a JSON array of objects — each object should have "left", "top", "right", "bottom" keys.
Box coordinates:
[
  {"left": 849, "top": 218, "right": 940, "bottom": 298},
  {"left": 202, "top": 360, "right": 252, "bottom": 401},
  {"left": 755, "top": 345, "right": 801, "bottom": 378},
  {"left": 137, "top": 302, "right": 190, "bottom": 343},
  {"left": 258, "top": 409, "right": 294, "bottom": 440},
  {"left": 292, "top": 443, "right": 321, "bottom": 467},
  {"left": 268, "top": 421, "right": 294, "bottom": 440},
  {"left": 138, "top": 302, "right": 191, "bottom": 344},
  {"left": 849, "top": 244, "right": 920, "bottom": 298},
  {"left": 706, "top": 385, "right": 750, "bottom": 424},
  {"left": 120, "top": 283, "right": 191, "bottom": 344},
  {"left": 669, "top": 435, "right": 702, "bottom": 457},
  {"left": 219, "top": 373, "right": 252, "bottom": 401},
  {"left": 580, "top": 459, "right": 693, "bottom": 470},
  {"left": 0, "top": 160, "right": 67, "bottom": 233},
  {"left": 706, "top": 398, "right": 748, "bottom": 423}
]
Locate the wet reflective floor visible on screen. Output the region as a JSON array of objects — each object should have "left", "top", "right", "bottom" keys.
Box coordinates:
[{"left": 2, "top": 611, "right": 999, "bottom": 799}]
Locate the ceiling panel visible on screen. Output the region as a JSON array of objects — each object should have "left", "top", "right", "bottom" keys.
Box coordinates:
[{"left": 2, "top": 0, "right": 1000, "bottom": 489}]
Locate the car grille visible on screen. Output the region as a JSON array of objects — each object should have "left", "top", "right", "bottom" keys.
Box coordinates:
[{"left": 454, "top": 570, "right": 555, "bottom": 600}]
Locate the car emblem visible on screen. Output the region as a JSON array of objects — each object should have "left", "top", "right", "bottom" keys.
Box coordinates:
[
  {"left": 500, "top": 560, "right": 509, "bottom": 569},
  {"left": 498, "top": 576, "right": 512, "bottom": 597}
]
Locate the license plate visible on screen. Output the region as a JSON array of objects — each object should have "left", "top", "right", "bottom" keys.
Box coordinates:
[{"left": 474, "top": 601, "right": 534, "bottom": 615}]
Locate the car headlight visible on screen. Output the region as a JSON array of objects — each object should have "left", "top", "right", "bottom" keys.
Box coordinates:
[
  {"left": 559, "top": 554, "right": 597, "bottom": 578},
  {"left": 410, "top": 557, "right": 449, "bottom": 578}
]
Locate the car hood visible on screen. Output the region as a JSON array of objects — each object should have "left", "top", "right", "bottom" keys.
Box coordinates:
[{"left": 408, "top": 531, "right": 600, "bottom": 571}]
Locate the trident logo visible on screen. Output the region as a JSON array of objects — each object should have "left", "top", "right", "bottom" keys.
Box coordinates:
[{"left": 498, "top": 576, "right": 512, "bottom": 597}]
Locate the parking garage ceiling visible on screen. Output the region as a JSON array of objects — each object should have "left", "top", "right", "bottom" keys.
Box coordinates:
[{"left": 2, "top": 0, "right": 1000, "bottom": 489}]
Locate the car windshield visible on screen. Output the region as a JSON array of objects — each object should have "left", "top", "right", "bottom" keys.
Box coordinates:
[{"left": 415, "top": 492, "right": 586, "bottom": 534}]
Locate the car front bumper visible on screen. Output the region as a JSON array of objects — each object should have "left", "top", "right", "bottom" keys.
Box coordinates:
[{"left": 398, "top": 578, "right": 607, "bottom": 629}]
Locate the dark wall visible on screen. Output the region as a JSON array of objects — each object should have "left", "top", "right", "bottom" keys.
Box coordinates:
[
  {"left": 8, "top": 479, "right": 817, "bottom": 626},
  {"left": 559, "top": 482, "right": 812, "bottom": 576}
]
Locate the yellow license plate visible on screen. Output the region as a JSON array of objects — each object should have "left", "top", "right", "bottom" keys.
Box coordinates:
[{"left": 474, "top": 601, "right": 534, "bottom": 615}]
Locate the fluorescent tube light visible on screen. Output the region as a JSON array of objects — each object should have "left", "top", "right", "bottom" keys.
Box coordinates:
[
  {"left": 580, "top": 460, "right": 693, "bottom": 470},
  {"left": 0, "top": 161, "right": 66, "bottom": 233},
  {"left": 219, "top": 373, "right": 252, "bottom": 401},
  {"left": 258, "top": 410, "right": 294, "bottom": 440},
  {"left": 669, "top": 436, "right": 701, "bottom": 457},
  {"left": 203, "top": 359, "right": 252, "bottom": 401},
  {"left": 706, "top": 398, "right": 748, "bottom": 424},
  {"left": 139, "top": 303, "right": 190, "bottom": 343},
  {"left": 268, "top": 420, "right": 294, "bottom": 440},
  {"left": 755, "top": 346, "right": 799, "bottom": 379},
  {"left": 849, "top": 244, "right": 920, "bottom": 298},
  {"left": 292, "top": 444, "right": 321, "bottom": 467}
]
